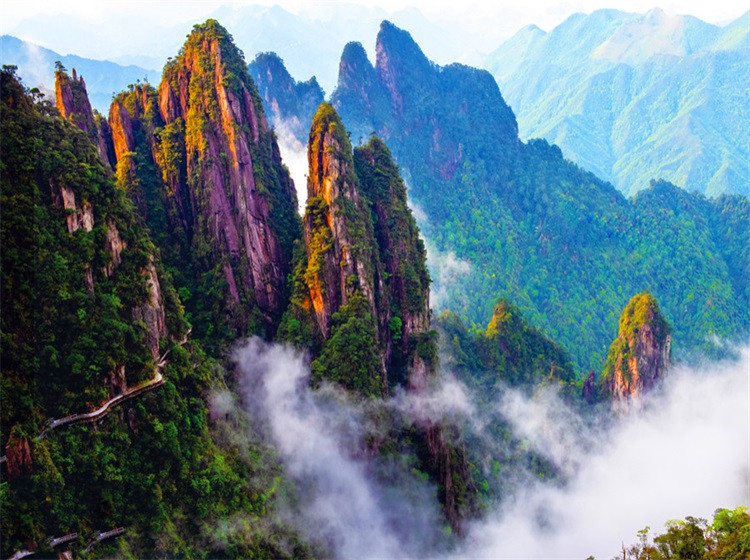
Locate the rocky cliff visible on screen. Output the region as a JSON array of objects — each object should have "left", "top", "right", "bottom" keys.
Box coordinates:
[
  {"left": 303, "top": 103, "right": 378, "bottom": 336},
  {"left": 106, "top": 21, "right": 300, "bottom": 344},
  {"left": 601, "top": 292, "right": 671, "bottom": 400},
  {"left": 55, "top": 70, "right": 168, "bottom": 364},
  {"left": 54, "top": 67, "right": 115, "bottom": 168},
  {"left": 281, "top": 102, "right": 474, "bottom": 532},
  {"left": 289, "top": 102, "right": 384, "bottom": 394}
]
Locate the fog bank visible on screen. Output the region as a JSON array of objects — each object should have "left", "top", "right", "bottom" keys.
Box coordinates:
[{"left": 231, "top": 339, "right": 750, "bottom": 559}]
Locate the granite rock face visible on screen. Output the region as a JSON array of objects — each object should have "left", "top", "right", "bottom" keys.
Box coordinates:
[
  {"left": 285, "top": 101, "right": 474, "bottom": 532},
  {"left": 154, "top": 21, "right": 298, "bottom": 332},
  {"left": 55, "top": 68, "right": 115, "bottom": 168},
  {"left": 602, "top": 292, "right": 672, "bottom": 400}
]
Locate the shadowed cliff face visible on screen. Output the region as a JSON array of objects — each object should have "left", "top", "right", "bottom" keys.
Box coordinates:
[
  {"left": 353, "top": 137, "right": 431, "bottom": 384},
  {"left": 107, "top": 21, "right": 300, "bottom": 341},
  {"left": 55, "top": 68, "right": 115, "bottom": 168},
  {"left": 602, "top": 292, "right": 672, "bottom": 400},
  {"left": 280, "top": 102, "right": 475, "bottom": 532}
]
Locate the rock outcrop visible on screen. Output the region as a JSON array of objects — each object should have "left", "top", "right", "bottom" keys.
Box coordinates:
[
  {"left": 282, "top": 102, "right": 474, "bottom": 532},
  {"left": 601, "top": 292, "right": 671, "bottom": 400},
  {"left": 108, "top": 84, "right": 170, "bottom": 223},
  {"left": 50, "top": 179, "right": 94, "bottom": 234},
  {"left": 55, "top": 68, "right": 115, "bottom": 168},
  {"left": 5, "top": 433, "right": 33, "bottom": 481},
  {"left": 111, "top": 20, "right": 300, "bottom": 337},
  {"left": 303, "top": 102, "right": 379, "bottom": 341},
  {"left": 290, "top": 105, "right": 432, "bottom": 383},
  {"left": 131, "top": 258, "right": 168, "bottom": 361}
]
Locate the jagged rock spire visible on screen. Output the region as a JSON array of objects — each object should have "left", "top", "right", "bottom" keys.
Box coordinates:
[
  {"left": 601, "top": 291, "right": 671, "bottom": 400},
  {"left": 110, "top": 19, "right": 300, "bottom": 336},
  {"left": 55, "top": 68, "right": 114, "bottom": 168}
]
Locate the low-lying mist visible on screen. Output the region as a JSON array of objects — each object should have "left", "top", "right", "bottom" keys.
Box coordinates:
[
  {"left": 227, "top": 339, "right": 749, "bottom": 559},
  {"left": 270, "top": 117, "right": 309, "bottom": 215},
  {"left": 463, "top": 347, "right": 750, "bottom": 558}
]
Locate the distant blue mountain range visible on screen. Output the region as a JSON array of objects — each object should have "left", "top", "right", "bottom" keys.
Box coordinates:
[
  {"left": 0, "top": 35, "right": 160, "bottom": 113},
  {"left": 484, "top": 8, "right": 750, "bottom": 197}
]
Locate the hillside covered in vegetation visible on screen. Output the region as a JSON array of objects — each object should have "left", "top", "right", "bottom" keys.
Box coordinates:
[{"left": 328, "top": 21, "right": 749, "bottom": 371}]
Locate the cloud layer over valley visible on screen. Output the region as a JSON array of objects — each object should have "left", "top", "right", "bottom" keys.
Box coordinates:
[{"left": 227, "top": 339, "right": 750, "bottom": 559}]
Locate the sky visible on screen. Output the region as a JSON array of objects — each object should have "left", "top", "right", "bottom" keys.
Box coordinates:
[
  {"left": 2, "top": 0, "right": 747, "bottom": 39},
  {"left": 2, "top": 0, "right": 747, "bottom": 90}
]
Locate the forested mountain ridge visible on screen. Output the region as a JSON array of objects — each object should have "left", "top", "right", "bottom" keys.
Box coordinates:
[
  {"left": 1, "top": 66, "right": 308, "bottom": 558},
  {"left": 321, "top": 20, "right": 749, "bottom": 371},
  {"left": 484, "top": 8, "right": 750, "bottom": 198}
]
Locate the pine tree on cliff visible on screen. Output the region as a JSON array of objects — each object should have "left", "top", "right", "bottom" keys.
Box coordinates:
[
  {"left": 107, "top": 20, "right": 301, "bottom": 350},
  {"left": 279, "top": 102, "right": 476, "bottom": 532},
  {"left": 600, "top": 291, "right": 672, "bottom": 400}
]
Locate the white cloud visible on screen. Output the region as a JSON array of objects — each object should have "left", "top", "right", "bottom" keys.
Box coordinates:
[
  {"left": 232, "top": 338, "right": 446, "bottom": 559},
  {"left": 462, "top": 346, "right": 750, "bottom": 559},
  {"left": 272, "top": 116, "right": 308, "bottom": 214},
  {"left": 409, "top": 201, "right": 472, "bottom": 311},
  {"left": 229, "top": 339, "right": 749, "bottom": 559}
]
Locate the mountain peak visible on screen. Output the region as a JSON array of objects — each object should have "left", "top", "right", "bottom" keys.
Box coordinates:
[
  {"left": 520, "top": 23, "right": 545, "bottom": 34},
  {"left": 186, "top": 18, "right": 232, "bottom": 41},
  {"left": 54, "top": 68, "right": 114, "bottom": 167},
  {"left": 338, "top": 41, "right": 375, "bottom": 87},
  {"left": 601, "top": 292, "right": 671, "bottom": 401},
  {"left": 155, "top": 18, "right": 300, "bottom": 332},
  {"left": 341, "top": 41, "right": 371, "bottom": 68},
  {"left": 308, "top": 102, "right": 356, "bottom": 204},
  {"left": 252, "top": 50, "right": 286, "bottom": 68},
  {"left": 249, "top": 51, "right": 324, "bottom": 144},
  {"left": 645, "top": 7, "right": 667, "bottom": 23},
  {"left": 375, "top": 19, "right": 431, "bottom": 74}
]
